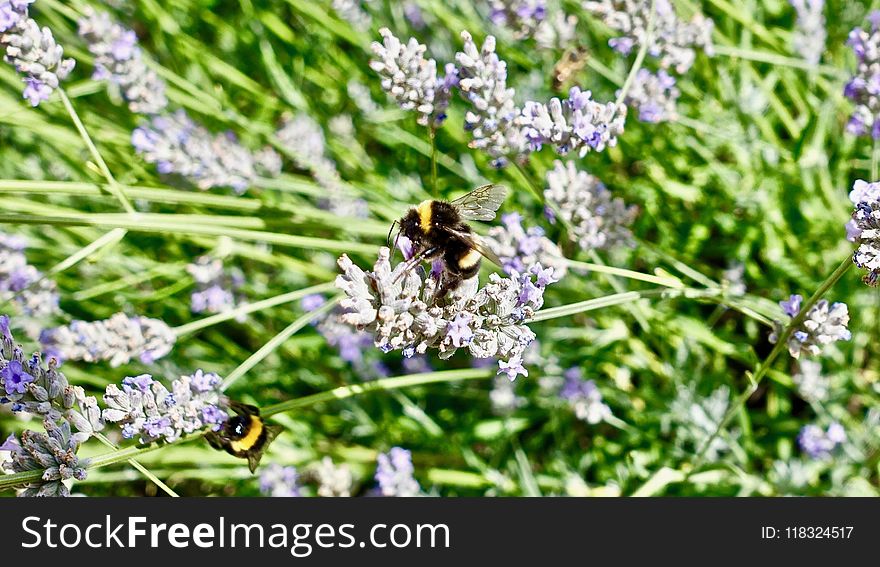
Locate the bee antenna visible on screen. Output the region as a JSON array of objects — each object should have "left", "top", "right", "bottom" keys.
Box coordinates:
[{"left": 386, "top": 220, "right": 398, "bottom": 250}]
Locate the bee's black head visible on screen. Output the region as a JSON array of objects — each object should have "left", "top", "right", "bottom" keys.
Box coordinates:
[
  {"left": 226, "top": 415, "right": 249, "bottom": 440},
  {"left": 400, "top": 208, "right": 423, "bottom": 243}
]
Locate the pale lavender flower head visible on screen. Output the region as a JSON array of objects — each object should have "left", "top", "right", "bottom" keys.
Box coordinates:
[
  {"left": 403, "top": 2, "right": 425, "bottom": 30},
  {"left": 102, "top": 370, "right": 226, "bottom": 444},
  {"left": 313, "top": 457, "right": 355, "bottom": 497},
  {"left": 370, "top": 28, "right": 456, "bottom": 127},
  {"left": 259, "top": 464, "right": 300, "bottom": 497},
  {"left": 0, "top": 231, "right": 60, "bottom": 318},
  {"left": 456, "top": 31, "right": 528, "bottom": 167},
  {"left": 621, "top": 69, "right": 680, "bottom": 123},
  {"left": 301, "top": 294, "right": 327, "bottom": 312},
  {"left": 484, "top": 212, "right": 568, "bottom": 278},
  {"left": 78, "top": 9, "right": 168, "bottom": 114},
  {"left": 490, "top": 374, "right": 525, "bottom": 414},
  {"left": 1, "top": 322, "right": 104, "bottom": 443},
  {"left": 798, "top": 422, "right": 845, "bottom": 459},
  {"left": 1, "top": 7, "right": 75, "bottom": 106},
  {"left": 336, "top": 247, "right": 554, "bottom": 378},
  {"left": 845, "top": 14, "right": 880, "bottom": 138},
  {"left": 584, "top": 0, "right": 714, "bottom": 73},
  {"left": 851, "top": 195, "right": 880, "bottom": 286},
  {"left": 186, "top": 255, "right": 244, "bottom": 315},
  {"left": 332, "top": 0, "right": 371, "bottom": 31},
  {"left": 40, "top": 312, "right": 176, "bottom": 367},
  {"left": 790, "top": 0, "right": 825, "bottom": 66},
  {"left": 520, "top": 86, "right": 627, "bottom": 157},
  {"left": 559, "top": 367, "right": 612, "bottom": 424},
  {"left": 769, "top": 295, "right": 851, "bottom": 358},
  {"left": 793, "top": 359, "right": 828, "bottom": 402},
  {"left": 488, "top": 0, "right": 547, "bottom": 38},
  {"left": 375, "top": 447, "right": 421, "bottom": 496},
  {"left": 133, "top": 110, "right": 277, "bottom": 193},
  {"left": 544, "top": 160, "right": 637, "bottom": 252},
  {"left": 1, "top": 419, "right": 88, "bottom": 497}
]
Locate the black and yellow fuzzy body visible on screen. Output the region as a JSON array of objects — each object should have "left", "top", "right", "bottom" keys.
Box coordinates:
[
  {"left": 400, "top": 200, "right": 483, "bottom": 297},
  {"left": 205, "top": 402, "right": 282, "bottom": 473}
]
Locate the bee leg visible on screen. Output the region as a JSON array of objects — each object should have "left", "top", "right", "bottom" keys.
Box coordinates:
[
  {"left": 392, "top": 246, "right": 438, "bottom": 284},
  {"left": 437, "top": 272, "right": 463, "bottom": 299}
]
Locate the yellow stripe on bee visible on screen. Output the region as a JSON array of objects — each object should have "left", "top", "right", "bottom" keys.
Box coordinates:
[
  {"left": 459, "top": 248, "right": 482, "bottom": 269},
  {"left": 417, "top": 200, "right": 433, "bottom": 233},
  {"left": 230, "top": 415, "right": 263, "bottom": 453}
]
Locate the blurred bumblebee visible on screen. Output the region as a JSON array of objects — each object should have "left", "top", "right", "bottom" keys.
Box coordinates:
[
  {"left": 389, "top": 184, "right": 507, "bottom": 297},
  {"left": 552, "top": 45, "right": 589, "bottom": 91},
  {"left": 205, "top": 401, "right": 282, "bottom": 473}
]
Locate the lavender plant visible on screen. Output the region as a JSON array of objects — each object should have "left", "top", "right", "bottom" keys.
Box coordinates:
[
  {"left": 0, "top": 0, "right": 74, "bottom": 106},
  {"left": 770, "top": 295, "right": 851, "bottom": 358},
  {"left": 0, "top": 232, "right": 59, "bottom": 318},
  {"left": 40, "top": 312, "right": 176, "bottom": 366},
  {"left": 375, "top": 446, "right": 421, "bottom": 496}
]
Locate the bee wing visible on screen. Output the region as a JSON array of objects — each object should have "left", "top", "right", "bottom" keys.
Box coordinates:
[
  {"left": 246, "top": 423, "right": 283, "bottom": 474},
  {"left": 450, "top": 184, "right": 508, "bottom": 221},
  {"left": 441, "top": 226, "right": 504, "bottom": 267}
]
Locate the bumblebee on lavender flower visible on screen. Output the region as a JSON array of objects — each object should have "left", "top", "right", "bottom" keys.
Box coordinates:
[
  {"left": 206, "top": 401, "right": 282, "bottom": 473},
  {"left": 389, "top": 184, "right": 508, "bottom": 297}
]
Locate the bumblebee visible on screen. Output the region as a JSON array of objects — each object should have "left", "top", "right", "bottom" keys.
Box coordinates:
[
  {"left": 205, "top": 401, "right": 282, "bottom": 473},
  {"left": 552, "top": 45, "right": 589, "bottom": 91},
  {"left": 390, "top": 184, "right": 507, "bottom": 297}
]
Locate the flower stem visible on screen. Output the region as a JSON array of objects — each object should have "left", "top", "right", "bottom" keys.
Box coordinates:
[
  {"left": 612, "top": 0, "right": 656, "bottom": 112},
  {"left": 687, "top": 255, "right": 854, "bottom": 477},
  {"left": 262, "top": 368, "right": 494, "bottom": 416},
  {"left": 94, "top": 433, "right": 179, "bottom": 497},
  {"left": 429, "top": 126, "right": 439, "bottom": 197},
  {"left": 565, "top": 259, "right": 683, "bottom": 288},
  {"left": 58, "top": 89, "right": 135, "bottom": 215},
  {"left": 221, "top": 296, "right": 342, "bottom": 391}
]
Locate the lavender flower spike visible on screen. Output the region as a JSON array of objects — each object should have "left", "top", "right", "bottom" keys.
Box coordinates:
[
  {"left": 1, "top": 419, "right": 89, "bottom": 497},
  {"left": 370, "top": 28, "right": 456, "bottom": 127},
  {"left": 621, "top": 69, "right": 680, "bottom": 123},
  {"left": 186, "top": 255, "right": 244, "bottom": 315},
  {"left": 259, "top": 464, "right": 300, "bottom": 497},
  {"left": 769, "top": 295, "right": 851, "bottom": 358},
  {"left": 375, "top": 447, "right": 421, "bottom": 497},
  {"left": 484, "top": 211, "right": 568, "bottom": 278},
  {"left": 101, "top": 370, "right": 226, "bottom": 444},
  {"left": 455, "top": 31, "right": 528, "bottom": 167},
  {"left": 844, "top": 14, "right": 880, "bottom": 138},
  {"left": 40, "top": 312, "right": 176, "bottom": 367},
  {"left": 1, "top": 2, "right": 75, "bottom": 106},
  {"left": 520, "top": 86, "right": 627, "bottom": 157},
  {"left": 544, "top": 160, "right": 637, "bottom": 252},
  {"left": 78, "top": 8, "right": 168, "bottom": 114},
  {"left": 0, "top": 232, "right": 60, "bottom": 318},
  {"left": 336, "top": 247, "right": 554, "bottom": 378},
  {"left": 790, "top": 0, "right": 825, "bottom": 67},
  {"left": 583, "top": 0, "right": 714, "bottom": 73},
  {"left": 851, "top": 196, "right": 880, "bottom": 286}
]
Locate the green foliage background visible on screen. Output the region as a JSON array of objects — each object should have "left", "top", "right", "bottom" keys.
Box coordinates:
[{"left": 1, "top": 0, "right": 878, "bottom": 496}]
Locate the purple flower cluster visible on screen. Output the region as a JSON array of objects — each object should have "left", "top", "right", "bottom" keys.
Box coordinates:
[
  {"left": 848, "top": 180, "right": 880, "bottom": 285},
  {"left": 845, "top": 13, "right": 880, "bottom": 138},
  {"left": 375, "top": 447, "right": 421, "bottom": 496},
  {"left": 336, "top": 247, "right": 557, "bottom": 380},
  {"left": 584, "top": 0, "right": 714, "bottom": 73},
  {"left": 78, "top": 8, "right": 168, "bottom": 114},
  {"left": 521, "top": 86, "right": 627, "bottom": 157},
  {"left": 1, "top": 316, "right": 104, "bottom": 496},
  {"left": 1, "top": 419, "right": 88, "bottom": 497},
  {"left": 101, "top": 370, "right": 227, "bottom": 444},
  {"left": 484, "top": 212, "right": 568, "bottom": 278},
  {"left": 186, "top": 255, "right": 244, "bottom": 315},
  {"left": 798, "top": 422, "right": 845, "bottom": 459},
  {"left": 544, "top": 160, "right": 637, "bottom": 252},
  {"left": 488, "top": 0, "right": 547, "bottom": 38},
  {"left": 132, "top": 110, "right": 281, "bottom": 193},
  {"left": 621, "top": 69, "right": 679, "bottom": 123},
  {"left": 1, "top": 0, "right": 75, "bottom": 106},
  {"left": 0, "top": 232, "right": 60, "bottom": 318},
  {"left": 40, "top": 312, "right": 176, "bottom": 367},
  {"left": 259, "top": 463, "right": 300, "bottom": 497},
  {"left": 370, "top": 28, "right": 457, "bottom": 127},
  {"left": 559, "top": 367, "right": 612, "bottom": 424},
  {"left": 790, "top": 0, "right": 825, "bottom": 66},
  {"left": 770, "top": 295, "right": 851, "bottom": 358}
]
